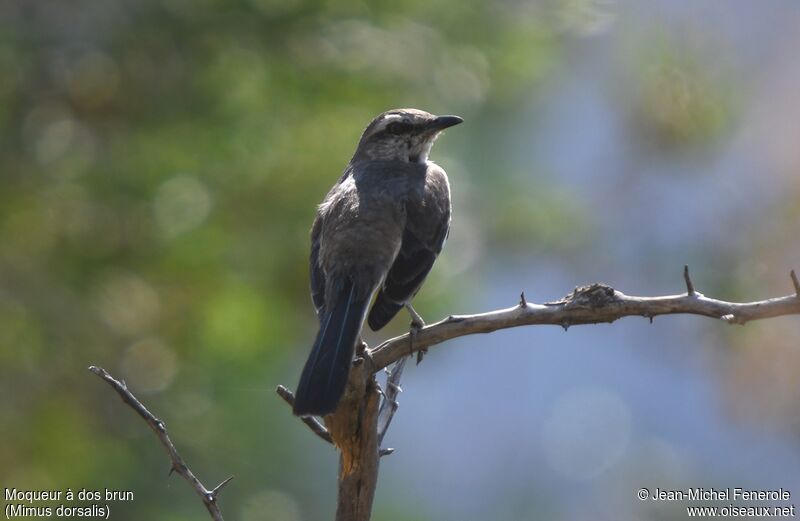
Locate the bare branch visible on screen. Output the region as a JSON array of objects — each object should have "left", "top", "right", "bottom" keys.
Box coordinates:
[
  {"left": 89, "top": 366, "right": 231, "bottom": 521},
  {"left": 276, "top": 385, "right": 333, "bottom": 444},
  {"left": 377, "top": 357, "right": 407, "bottom": 449},
  {"left": 369, "top": 281, "right": 800, "bottom": 369}
]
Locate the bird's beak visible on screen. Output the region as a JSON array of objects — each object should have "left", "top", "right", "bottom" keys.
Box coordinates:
[{"left": 429, "top": 115, "right": 464, "bottom": 131}]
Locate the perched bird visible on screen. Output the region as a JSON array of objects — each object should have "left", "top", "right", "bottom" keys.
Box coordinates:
[{"left": 293, "top": 108, "right": 462, "bottom": 416}]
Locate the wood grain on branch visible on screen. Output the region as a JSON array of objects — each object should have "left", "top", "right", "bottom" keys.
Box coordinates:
[{"left": 89, "top": 366, "right": 232, "bottom": 521}]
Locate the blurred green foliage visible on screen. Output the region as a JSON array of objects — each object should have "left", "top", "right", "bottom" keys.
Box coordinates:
[{"left": 0, "top": 0, "right": 564, "bottom": 519}]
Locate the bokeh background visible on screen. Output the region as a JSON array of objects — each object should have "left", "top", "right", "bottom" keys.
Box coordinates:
[{"left": 2, "top": 0, "right": 799, "bottom": 519}]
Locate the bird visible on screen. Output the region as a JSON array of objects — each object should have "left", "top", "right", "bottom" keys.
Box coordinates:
[{"left": 292, "top": 108, "right": 462, "bottom": 417}]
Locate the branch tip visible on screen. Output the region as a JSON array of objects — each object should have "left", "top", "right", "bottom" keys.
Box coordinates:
[
  {"left": 379, "top": 448, "right": 395, "bottom": 457},
  {"left": 276, "top": 384, "right": 333, "bottom": 444},
  {"left": 276, "top": 385, "right": 293, "bottom": 405},
  {"left": 683, "top": 265, "right": 696, "bottom": 296},
  {"left": 791, "top": 269, "right": 799, "bottom": 296}
]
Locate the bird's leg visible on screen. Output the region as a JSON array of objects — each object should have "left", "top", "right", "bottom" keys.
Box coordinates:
[
  {"left": 406, "top": 304, "right": 427, "bottom": 364},
  {"left": 406, "top": 303, "right": 425, "bottom": 329}
]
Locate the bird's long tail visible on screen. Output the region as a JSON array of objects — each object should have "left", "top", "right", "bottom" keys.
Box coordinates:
[{"left": 293, "top": 277, "right": 369, "bottom": 416}]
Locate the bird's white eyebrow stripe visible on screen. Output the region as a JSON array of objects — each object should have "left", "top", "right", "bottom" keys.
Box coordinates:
[{"left": 382, "top": 114, "right": 403, "bottom": 122}]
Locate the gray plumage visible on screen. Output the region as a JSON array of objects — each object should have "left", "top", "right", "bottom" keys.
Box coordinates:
[{"left": 293, "top": 108, "right": 461, "bottom": 416}]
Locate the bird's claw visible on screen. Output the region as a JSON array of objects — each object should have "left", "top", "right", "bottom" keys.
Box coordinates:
[
  {"left": 405, "top": 305, "right": 427, "bottom": 364},
  {"left": 409, "top": 324, "right": 428, "bottom": 364}
]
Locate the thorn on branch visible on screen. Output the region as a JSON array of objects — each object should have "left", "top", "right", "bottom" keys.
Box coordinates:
[
  {"left": 683, "top": 265, "right": 696, "bottom": 296},
  {"left": 791, "top": 270, "right": 799, "bottom": 296},
  {"left": 276, "top": 385, "right": 333, "bottom": 445},
  {"left": 519, "top": 291, "right": 527, "bottom": 307},
  {"left": 379, "top": 448, "right": 395, "bottom": 457},
  {"left": 211, "top": 476, "right": 235, "bottom": 498},
  {"left": 561, "top": 320, "right": 570, "bottom": 331}
]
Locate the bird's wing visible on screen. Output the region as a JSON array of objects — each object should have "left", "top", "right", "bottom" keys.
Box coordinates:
[
  {"left": 367, "top": 216, "right": 449, "bottom": 331},
  {"left": 309, "top": 216, "right": 325, "bottom": 315}
]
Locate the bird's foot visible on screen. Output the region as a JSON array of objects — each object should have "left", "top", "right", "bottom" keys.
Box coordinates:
[{"left": 406, "top": 304, "right": 427, "bottom": 365}]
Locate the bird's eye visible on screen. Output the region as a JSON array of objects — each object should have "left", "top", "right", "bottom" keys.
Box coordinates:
[{"left": 386, "top": 121, "right": 412, "bottom": 135}]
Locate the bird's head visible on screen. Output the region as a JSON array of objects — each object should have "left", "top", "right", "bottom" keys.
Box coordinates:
[{"left": 352, "top": 108, "right": 463, "bottom": 164}]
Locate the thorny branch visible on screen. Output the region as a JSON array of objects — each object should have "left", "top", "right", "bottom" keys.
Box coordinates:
[
  {"left": 89, "top": 366, "right": 233, "bottom": 521},
  {"left": 278, "top": 267, "right": 800, "bottom": 521},
  {"left": 369, "top": 267, "right": 800, "bottom": 370}
]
